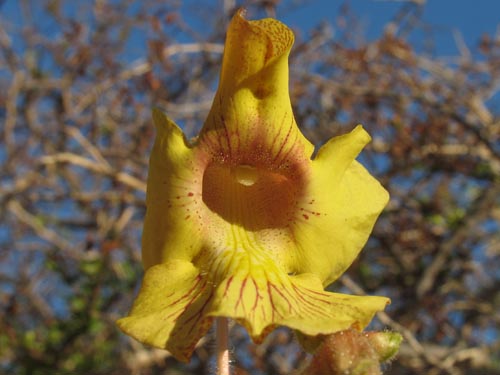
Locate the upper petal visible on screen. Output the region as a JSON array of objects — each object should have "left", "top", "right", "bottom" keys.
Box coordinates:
[{"left": 199, "top": 10, "right": 314, "bottom": 167}]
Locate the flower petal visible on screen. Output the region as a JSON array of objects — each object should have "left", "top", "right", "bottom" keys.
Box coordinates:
[
  {"left": 207, "top": 249, "right": 389, "bottom": 340},
  {"left": 116, "top": 259, "right": 213, "bottom": 362},
  {"left": 142, "top": 109, "right": 207, "bottom": 269},
  {"left": 200, "top": 10, "right": 314, "bottom": 167},
  {"left": 118, "top": 250, "right": 388, "bottom": 362},
  {"left": 291, "top": 126, "right": 390, "bottom": 285}
]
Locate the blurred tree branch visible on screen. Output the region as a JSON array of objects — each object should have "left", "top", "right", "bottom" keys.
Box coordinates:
[{"left": 0, "top": 1, "right": 499, "bottom": 374}]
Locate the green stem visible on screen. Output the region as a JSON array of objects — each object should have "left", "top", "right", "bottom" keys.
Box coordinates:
[{"left": 216, "top": 317, "right": 230, "bottom": 375}]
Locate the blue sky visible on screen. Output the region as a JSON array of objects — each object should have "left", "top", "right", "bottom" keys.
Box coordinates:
[
  {"left": 2, "top": 0, "right": 499, "bottom": 58},
  {"left": 278, "top": 0, "right": 499, "bottom": 56}
]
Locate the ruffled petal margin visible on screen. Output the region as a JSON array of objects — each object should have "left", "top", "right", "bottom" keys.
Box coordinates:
[{"left": 117, "top": 251, "right": 389, "bottom": 362}]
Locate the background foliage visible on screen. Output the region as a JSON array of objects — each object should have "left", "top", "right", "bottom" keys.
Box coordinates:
[{"left": 1, "top": 1, "right": 499, "bottom": 374}]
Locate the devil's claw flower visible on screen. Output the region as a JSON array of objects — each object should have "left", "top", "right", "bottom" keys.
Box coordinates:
[{"left": 117, "top": 10, "right": 390, "bottom": 362}]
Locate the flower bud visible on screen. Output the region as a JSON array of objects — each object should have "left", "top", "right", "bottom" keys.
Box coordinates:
[{"left": 299, "top": 329, "right": 401, "bottom": 375}]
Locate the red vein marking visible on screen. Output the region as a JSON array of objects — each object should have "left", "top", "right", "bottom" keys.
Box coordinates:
[
  {"left": 269, "top": 282, "right": 293, "bottom": 315},
  {"left": 166, "top": 291, "right": 176, "bottom": 298},
  {"left": 290, "top": 284, "right": 331, "bottom": 316},
  {"left": 300, "top": 286, "right": 332, "bottom": 298},
  {"left": 209, "top": 115, "right": 225, "bottom": 155},
  {"left": 166, "top": 275, "right": 203, "bottom": 308},
  {"left": 235, "top": 277, "right": 248, "bottom": 314},
  {"left": 221, "top": 117, "right": 231, "bottom": 155},
  {"left": 267, "top": 282, "right": 278, "bottom": 321},
  {"left": 235, "top": 126, "right": 241, "bottom": 155},
  {"left": 294, "top": 285, "right": 333, "bottom": 304},
  {"left": 200, "top": 132, "right": 219, "bottom": 153},
  {"left": 184, "top": 289, "right": 215, "bottom": 335},
  {"left": 272, "top": 117, "right": 293, "bottom": 164},
  {"left": 277, "top": 129, "right": 299, "bottom": 164},
  {"left": 251, "top": 277, "right": 261, "bottom": 312},
  {"left": 223, "top": 275, "right": 234, "bottom": 298},
  {"left": 219, "top": 97, "right": 232, "bottom": 158},
  {"left": 269, "top": 113, "right": 286, "bottom": 152},
  {"left": 166, "top": 278, "right": 207, "bottom": 321}
]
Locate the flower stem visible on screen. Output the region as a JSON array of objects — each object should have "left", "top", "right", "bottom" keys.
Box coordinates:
[{"left": 216, "top": 317, "right": 230, "bottom": 375}]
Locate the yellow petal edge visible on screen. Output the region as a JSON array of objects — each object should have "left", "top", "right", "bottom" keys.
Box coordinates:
[{"left": 117, "top": 10, "right": 390, "bottom": 362}]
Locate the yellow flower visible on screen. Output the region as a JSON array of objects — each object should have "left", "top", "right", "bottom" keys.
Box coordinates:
[{"left": 117, "top": 10, "right": 390, "bottom": 362}]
